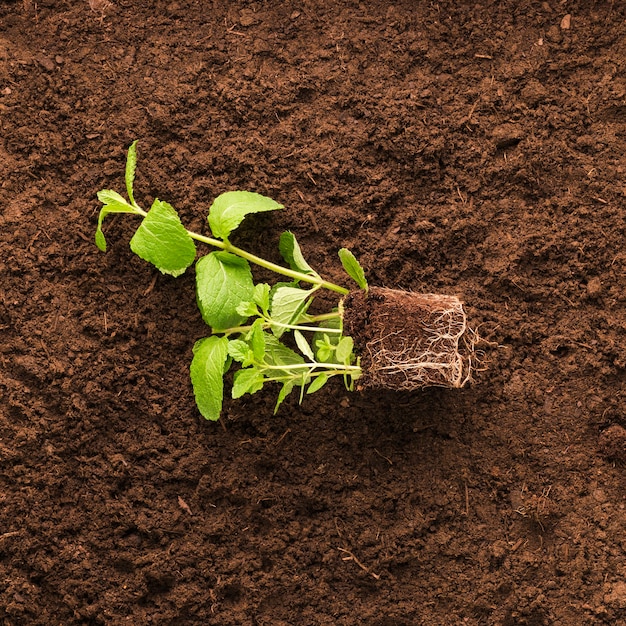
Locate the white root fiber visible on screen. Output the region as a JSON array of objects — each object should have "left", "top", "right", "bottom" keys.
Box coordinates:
[{"left": 364, "top": 290, "right": 476, "bottom": 390}]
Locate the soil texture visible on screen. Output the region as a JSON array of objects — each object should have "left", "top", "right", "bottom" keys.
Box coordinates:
[{"left": 1, "top": 1, "right": 626, "bottom": 624}]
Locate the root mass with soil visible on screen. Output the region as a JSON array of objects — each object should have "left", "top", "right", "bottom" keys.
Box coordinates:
[{"left": 343, "top": 287, "right": 475, "bottom": 391}]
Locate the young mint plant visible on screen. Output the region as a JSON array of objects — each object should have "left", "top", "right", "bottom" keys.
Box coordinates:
[{"left": 96, "top": 142, "right": 368, "bottom": 421}]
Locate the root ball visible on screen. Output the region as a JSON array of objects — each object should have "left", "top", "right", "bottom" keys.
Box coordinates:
[{"left": 343, "top": 287, "right": 476, "bottom": 391}]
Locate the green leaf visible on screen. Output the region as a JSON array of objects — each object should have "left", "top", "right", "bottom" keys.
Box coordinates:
[
  {"left": 253, "top": 283, "right": 271, "bottom": 314},
  {"left": 279, "top": 231, "right": 316, "bottom": 275},
  {"left": 97, "top": 189, "right": 134, "bottom": 209},
  {"left": 307, "top": 373, "right": 330, "bottom": 394},
  {"left": 316, "top": 314, "right": 341, "bottom": 331},
  {"left": 236, "top": 301, "right": 259, "bottom": 318},
  {"left": 249, "top": 321, "right": 266, "bottom": 361},
  {"left": 270, "top": 286, "right": 313, "bottom": 337},
  {"left": 125, "top": 140, "right": 138, "bottom": 205},
  {"left": 95, "top": 190, "right": 139, "bottom": 252},
  {"left": 264, "top": 334, "right": 306, "bottom": 377},
  {"left": 208, "top": 191, "right": 283, "bottom": 240},
  {"left": 335, "top": 336, "right": 354, "bottom": 364},
  {"left": 190, "top": 336, "right": 229, "bottom": 421},
  {"left": 338, "top": 248, "right": 368, "bottom": 291},
  {"left": 227, "top": 339, "right": 253, "bottom": 365},
  {"left": 95, "top": 229, "right": 107, "bottom": 252},
  {"left": 293, "top": 330, "right": 315, "bottom": 360},
  {"left": 129, "top": 199, "right": 196, "bottom": 277},
  {"left": 232, "top": 368, "right": 265, "bottom": 399},
  {"left": 313, "top": 322, "right": 341, "bottom": 362},
  {"left": 274, "top": 380, "right": 296, "bottom": 414},
  {"left": 316, "top": 345, "right": 333, "bottom": 362},
  {"left": 314, "top": 334, "right": 334, "bottom": 362},
  {"left": 196, "top": 251, "right": 254, "bottom": 330}
]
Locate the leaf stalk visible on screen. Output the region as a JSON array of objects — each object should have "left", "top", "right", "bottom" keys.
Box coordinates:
[{"left": 187, "top": 231, "right": 349, "bottom": 294}]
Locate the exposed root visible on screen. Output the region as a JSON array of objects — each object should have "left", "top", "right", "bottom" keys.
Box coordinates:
[
  {"left": 366, "top": 295, "right": 473, "bottom": 389},
  {"left": 343, "top": 287, "right": 478, "bottom": 391}
]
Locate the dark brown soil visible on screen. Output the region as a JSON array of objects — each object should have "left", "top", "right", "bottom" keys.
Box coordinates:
[
  {"left": 1, "top": 1, "right": 626, "bottom": 624},
  {"left": 343, "top": 287, "right": 473, "bottom": 390}
]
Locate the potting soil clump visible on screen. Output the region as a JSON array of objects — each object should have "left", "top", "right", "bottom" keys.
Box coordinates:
[{"left": 343, "top": 287, "right": 476, "bottom": 391}]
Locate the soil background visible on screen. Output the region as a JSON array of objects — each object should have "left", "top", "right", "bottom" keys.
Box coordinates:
[{"left": 1, "top": 1, "right": 626, "bottom": 624}]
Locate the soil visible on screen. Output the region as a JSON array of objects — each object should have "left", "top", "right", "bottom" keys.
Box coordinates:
[
  {"left": 343, "top": 287, "right": 472, "bottom": 390},
  {"left": 1, "top": 0, "right": 625, "bottom": 624}
]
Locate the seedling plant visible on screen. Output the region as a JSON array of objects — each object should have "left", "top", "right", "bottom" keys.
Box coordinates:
[
  {"left": 96, "top": 142, "right": 475, "bottom": 422},
  {"left": 96, "top": 142, "right": 369, "bottom": 421}
]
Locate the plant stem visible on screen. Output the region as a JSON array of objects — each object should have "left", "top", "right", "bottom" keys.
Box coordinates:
[
  {"left": 264, "top": 367, "right": 361, "bottom": 384},
  {"left": 187, "top": 231, "right": 349, "bottom": 295},
  {"left": 221, "top": 310, "right": 343, "bottom": 336},
  {"left": 263, "top": 362, "right": 361, "bottom": 373},
  {"left": 222, "top": 321, "right": 342, "bottom": 336},
  {"left": 277, "top": 323, "right": 342, "bottom": 333},
  {"left": 308, "top": 312, "right": 342, "bottom": 322}
]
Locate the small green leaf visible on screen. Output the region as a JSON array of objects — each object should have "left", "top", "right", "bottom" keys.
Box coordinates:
[
  {"left": 97, "top": 189, "right": 134, "bottom": 209},
  {"left": 314, "top": 329, "right": 340, "bottom": 363},
  {"left": 236, "top": 301, "right": 259, "bottom": 318},
  {"left": 95, "top": 190, "right": 139, "bottom": 252},
  {"left": 190, "top": 336, "right": 229, "bottom": 421},
  {"left": 125, "top": 140, "right": 138, "bottom": 205},
  {"left": 249, "top": 321, "right": 266, "bottom": 361},
  {"left": 279, "top": 231, "right": 316, "bottom": 275},
  {"left": 232, "top": 368, "right": 265, "bottom": 399},
  {"left": 129, "top": 199, "right": 196, "bottom": 277},
  {"left": 316, "top": 345, "right": 333, "bottom": 362},
  {"left": 264, "top": 335, "right": 306, "bottom": 377},
  {"left": 274, "top": 380, "right": 296, "bottom": 414},
  {"left": 307, "top": 373, "right": 330, "bottom": 394},
  {"left": 253, "top": 283, "right": 271, "bottom": 314},
  {"left": 208, "top": 191, "right": 283, "bottom": 240},
  {"left": 270, "top": 286, "right": 313, "bottom": 337},
  {"left": 227, "top": 339, "right": 252, "bottom": 365},
  {"left": 335, "top": 336, "right": 354, "bottom": 364},
  {"left": 294, "top": 330, "right": 315, "bottom": 360},
  {"left": 95, "top": 229, "right": 107, "bottom": 252},
  {"left": 196, "top": 251, "right": 254, "bottom": 330},
  {"left": 338, "top": 248, "right": 368, "bottom": 291}
]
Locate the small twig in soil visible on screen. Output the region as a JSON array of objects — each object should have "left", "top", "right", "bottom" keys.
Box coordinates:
[
  {"left": 177, "top": 496, "right": 193, "bottom": 516},
  {"left": 337, "top": 547, "right": 380, "bottom": 580},
  {"left": 0, "top": 531, "right": 21, "bottom": 540},
  {"left": 510, "top": 538, "right": 525, "bottom": 552},
  {"left": 374, "top": 449, "right": 393, "bottom": 465},
  {"left": 142, "top": 273, "right": 158, "bottom": 296},
  {"left": 273, "top": 428, "right": 291, "bottom": 446}
]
